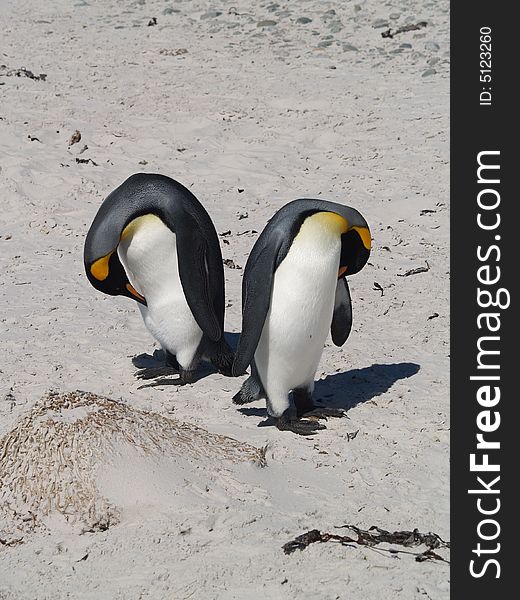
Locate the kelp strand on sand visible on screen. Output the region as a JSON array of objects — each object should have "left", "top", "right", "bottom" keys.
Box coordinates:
[{"left": 283, "top": 524, "right": 450, "bottom": 563}]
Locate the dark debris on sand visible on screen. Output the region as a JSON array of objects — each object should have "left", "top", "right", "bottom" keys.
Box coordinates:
[
  {"left": 381, "top": 22, "right": 428, "bottom": 39},
  {"left": 283, "top": 524, "right": 450, "bottom": 563},
  {"left": 0, "top": 66, "right": 47, "bottom": 81}
]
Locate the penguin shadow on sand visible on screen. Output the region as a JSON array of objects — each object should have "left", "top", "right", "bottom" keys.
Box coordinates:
[
  {"left": 131, "top": 332, "right": 241, "bottom": 387},
  {"left": 238, "top": 362, "right": 420, "bottom": 419}
]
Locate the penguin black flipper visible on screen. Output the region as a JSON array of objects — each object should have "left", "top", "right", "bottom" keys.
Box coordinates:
[
  {"left": 331, "top": 276, "right": 353, "bottom": 347},
  {"left": 178, "top": 191, "right": 228, "bottom": 339},
  {"left": 175, "top": 212, "right": 221, "bottom": 342},
  {"left": 232, "top": 241, "right": 282, "bottom": 377}
]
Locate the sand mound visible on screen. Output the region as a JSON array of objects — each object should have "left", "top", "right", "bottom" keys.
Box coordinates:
[{"left": 0, "top": 391, "right": 266, "bottom": 537}]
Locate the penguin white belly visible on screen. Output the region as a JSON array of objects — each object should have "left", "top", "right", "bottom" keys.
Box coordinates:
[
  {"left": 254, "top": 231, "right": 341, "bottom": 417},
  {"left": 117, "top": 214, "right": 203, "bottom": 369}
]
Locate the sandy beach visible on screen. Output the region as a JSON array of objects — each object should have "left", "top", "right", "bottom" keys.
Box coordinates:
[{"left": 1, "top": 0, "right": 449, "bottom": 598}]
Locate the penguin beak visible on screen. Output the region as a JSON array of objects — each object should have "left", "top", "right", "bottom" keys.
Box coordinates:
[
  {"left": 338, "top": 266, "right": 347, "bottom": 279},
  {"left": 126, "top": 283, "right": 146, "bottom": 303}
]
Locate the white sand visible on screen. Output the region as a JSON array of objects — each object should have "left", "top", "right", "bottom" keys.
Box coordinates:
[{"left": 0, "top": 0, "right": 449, "bottom": 598}]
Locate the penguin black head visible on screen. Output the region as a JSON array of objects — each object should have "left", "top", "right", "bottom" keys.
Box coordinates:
[
  {"left": 338, "top": 222, "right": 371, "bottom": 277},
  {"left": 283, "top": 204, "right": 371, "bottom": 279},
  {"left": 86, "top": 246, "right": 146, "bottom": 305}
]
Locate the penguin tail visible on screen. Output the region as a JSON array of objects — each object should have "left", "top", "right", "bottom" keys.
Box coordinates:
[
  {"left": 208, "top": 338, "right": 235, "bottom": 377},
  {"left": 232, "top": 376, "right": 264, "bottom": 405}
]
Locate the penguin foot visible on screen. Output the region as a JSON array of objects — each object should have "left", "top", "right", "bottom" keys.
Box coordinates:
[
  {"left": 137, "top": 371, "right": 195, "bottom": 389},
  {"left": 232, "top": 376, "right": 264, "bottom": 405},
  {"left": 137, "top": 378, "right": 179, "bottom": 389},
  {"left": 210, "top": 352, "right": 234, "bottom": 377},
  {"left": 135, "top": 367, "right": 195, "bottom": 388},
  {"left": 293, "top": 389, "right": 348, "bottom": 420},
  {"left": 207, "top": 339, "right": 235, "bottom": 377},
  {"left": 179, "top": 369, "right": 195, "bottom": 385},
  {"left": 275, "top": 412, "right": 327, "bottom": 436},
  {"left": 300, "top": 407, "right": 349, "bottom": 420},
  {"left": 135, "top": 366, "right": 178, "bottom": 380},
  {"left": 232, "top": 389, "right": 254, "bottom": 405},
  {"left": 213, "top": 360, "right": 234, "bottom": 378}
]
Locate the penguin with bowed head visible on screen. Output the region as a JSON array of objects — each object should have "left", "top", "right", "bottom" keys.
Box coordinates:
[
  {"left": 84, "top": 173, "right": 234, "bottom": 384},
  {"left": 232, "top": 199, "right": 371, "bottom": 435}
]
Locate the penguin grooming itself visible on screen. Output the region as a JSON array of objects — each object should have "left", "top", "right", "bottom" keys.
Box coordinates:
[
  {"left": 84, "top": 173, "right": 234, "bottom": 385},
  {"left": 232, "top": 199, "right": 371, "bottom": 435}
]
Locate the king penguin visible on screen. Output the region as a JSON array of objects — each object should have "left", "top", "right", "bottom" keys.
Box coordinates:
[
  {"left": 232, "top": 199, "right": 371, "bottom": 435},
  {"left": 84, "top": 173, "right": 234, "bottom": 384}
]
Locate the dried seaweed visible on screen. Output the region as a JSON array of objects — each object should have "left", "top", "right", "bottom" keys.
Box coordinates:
[
  {"left": 159, "top": 48, "right": 188, "bottom": 56},
  {"left": 283, "top": 525, "right": 450, "bottom": 563},
  {"left": 397, "top": 261, "right": 430, "bottom": 277},
  {"left": 373, "top": 282, "right": 384, "bottom": 296},
  {"left": 284, "top": 529, "right": 323, "bottom": 553},
  {"left": 223, "top": 258, "right": 242, "bottom": 269},
  {"left": 381, "top": 22, "right": 428, "bottom": 39},
  {"left": 0, "top": 390, "right": 267, "bottom": 535},
  {"left": 75, "top": 157, "right": 98, "bottom": 166},
  {"left": 0, "top": 66, "right": 47, "bottom": 81},
  {"left": 69, "top": 130, "right": 82, "bottom": 146},
  {"left": 0, "top": 537, "right": 24, "bottom": 547}
]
